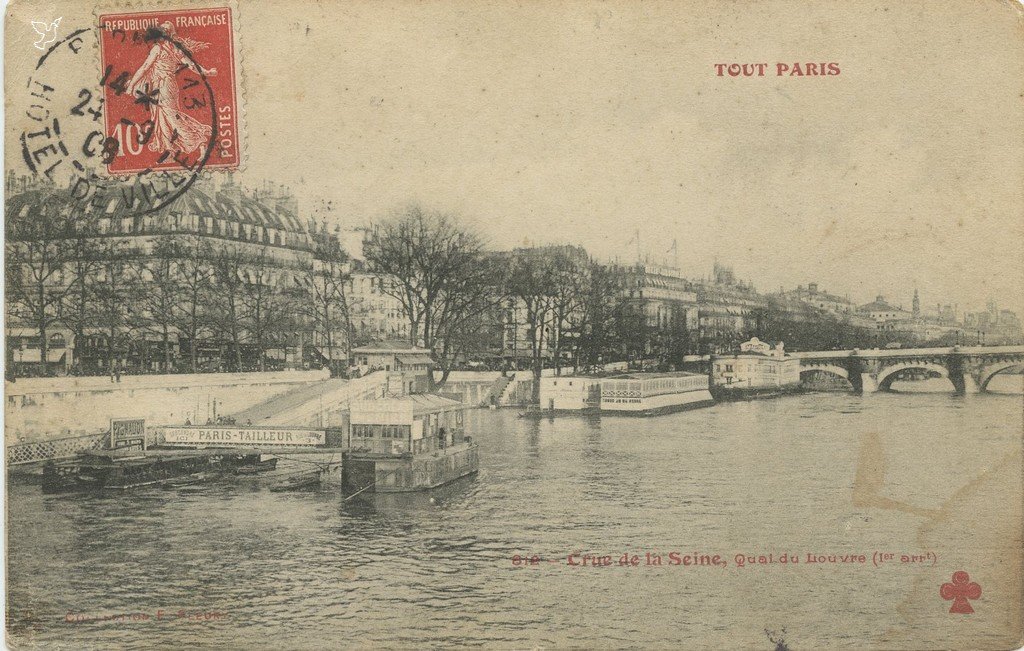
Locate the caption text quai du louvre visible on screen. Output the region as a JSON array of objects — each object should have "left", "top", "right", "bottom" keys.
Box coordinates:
[{"left": 512, "top": 550, "right": 936, "bottom": 569}]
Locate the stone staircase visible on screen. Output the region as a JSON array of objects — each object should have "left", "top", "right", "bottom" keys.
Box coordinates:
[
  {"left": 229, "top": 377, "right": 350, "bottom": 424},
  {"left": 489, "top": 375, "right": 513, "bottom": 405},
  {"left": 230, "top": 372, "right": 388, "bottom": 427},
  {"left": 496, "top": 372, "right": 535, "bottom": 406}
]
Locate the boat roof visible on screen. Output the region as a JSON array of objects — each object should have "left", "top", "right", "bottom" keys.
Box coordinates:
[
  {"left": 350, "top": 393, "right": 464, "bottom": 418},
  {"left": 605, "top": 371, "right": 704, "bottom": 380}
]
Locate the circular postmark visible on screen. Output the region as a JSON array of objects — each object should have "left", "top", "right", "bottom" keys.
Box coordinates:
[{"left": 19, "top": 20, "right": 220, "bottom": 216}]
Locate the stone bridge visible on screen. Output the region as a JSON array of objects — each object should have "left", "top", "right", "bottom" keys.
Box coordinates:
[{"left": 792, "top": 345, "right": 1024, "bottom": 394}]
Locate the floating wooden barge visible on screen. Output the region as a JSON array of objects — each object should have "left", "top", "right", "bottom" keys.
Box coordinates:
[
  {"left": 342, "top": 395, "right": 479, "bottom": 494},
  {"left": 41, "top": 449, "right": 266, "bottom": 493},
  {"left": 600, "top": 372, "right": 714, "bottom": 415},
  {"left": 40, "top": 391, "right": 478, "bottom": 496},
  {"left": 537, "top": 371, "right": 714, "bottom": 416}
]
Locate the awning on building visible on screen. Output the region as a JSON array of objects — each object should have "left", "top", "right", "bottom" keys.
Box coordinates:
[
  {"left": 396, "top": 354, "right": 433, "bottom": 366},
  {"left": 11, "top": 350, "right": 67, "bottom": 363}
]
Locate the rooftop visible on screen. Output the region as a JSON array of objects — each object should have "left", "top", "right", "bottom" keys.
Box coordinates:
[
  {"left": 859, "top": 298, "right": 904, "bottom": 313},
  {"left": 6, "top": 181, "right": 308, "bottom": 234}
]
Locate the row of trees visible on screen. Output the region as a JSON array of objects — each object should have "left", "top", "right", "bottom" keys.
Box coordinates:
[
  {"left": 364, "top": 206, "right": 944, "bottom": 395},
  {"left": 5, "top": 203, "right": 354, "bottom": 376},
  {"left": 8, "top": 198, "right": 923, "bottom": 383},
  {"left": 363, "top": 207, "right": 647, "bottom": 396},
  {"left": 6, "top": 200, "right": 665, "bottom": 387}
]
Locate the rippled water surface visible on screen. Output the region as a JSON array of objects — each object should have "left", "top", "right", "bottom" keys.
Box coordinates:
[{"left": 6, "top": 380, "right": 1023, "bottom": 649}]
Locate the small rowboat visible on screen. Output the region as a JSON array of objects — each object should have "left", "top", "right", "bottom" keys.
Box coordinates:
[
  {"left": 269, "top": 471, "right": 321, "bottom": 492},
  {"left": 234, "top": 457, "right": 279, "bottom": 475}
]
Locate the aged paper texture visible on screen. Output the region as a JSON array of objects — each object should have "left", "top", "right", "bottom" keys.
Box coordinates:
[{"left": 3, "top": 0, "right": 1023, "bottom": 649}]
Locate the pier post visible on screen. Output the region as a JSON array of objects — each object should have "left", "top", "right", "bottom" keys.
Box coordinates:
[
  {"left": 843, "top": 353, "right": 865, "bottom": 394},
  {"left": 946, "top": 353, "right": 970, "bottom": 395}
]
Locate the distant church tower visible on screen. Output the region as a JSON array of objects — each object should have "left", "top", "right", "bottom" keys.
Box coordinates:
[{"left": 912, "top": 288, "right": 920, "bottom": 318}]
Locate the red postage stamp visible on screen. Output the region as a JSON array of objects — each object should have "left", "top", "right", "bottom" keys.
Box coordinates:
[{"left": 98, "top": 7, "right": 239, "bottom": 174}]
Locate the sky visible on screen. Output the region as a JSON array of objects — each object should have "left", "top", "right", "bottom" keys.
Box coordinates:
[{"left": 6, "top": 0, "right": 1023, "bottom": 314}]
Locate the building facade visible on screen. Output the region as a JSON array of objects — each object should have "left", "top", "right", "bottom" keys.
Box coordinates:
[
  {"left": 780, "top": 283, "right": 856, "bottom": 316},
  {"left": 345, "top": 271, "right": 411, "bottom": 346},
  {"left": 4, "top": 175, "right": 349, "bottom": 376},
  {"left": 858, "top": 295, "right": 915, "bottom": 332},
  {"left": 711, "top": 337, "right": 801, "bottom": 390}
]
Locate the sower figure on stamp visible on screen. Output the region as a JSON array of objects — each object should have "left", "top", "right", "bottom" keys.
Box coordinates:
[{"left": 128, "top": 22, "right": 217, "bottom": 156}]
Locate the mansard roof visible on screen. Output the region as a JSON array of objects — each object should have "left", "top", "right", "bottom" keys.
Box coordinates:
[
  {"left": 859, "top": 299, "right": 905, "bottom": 313},
  {"left": 5, "top": 181, "right": 309, "bottom": 234}
]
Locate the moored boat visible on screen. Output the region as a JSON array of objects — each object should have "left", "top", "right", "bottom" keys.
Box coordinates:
[
  {"left": 598, "top": 372, "right": 714, "bottom": 415},
  {"left": 537, "top": 371, "right": 714, "bottom": 416},
  {"left": 233, "top": 456, "right": 279, "bottom": 474},
  {"left": 269, "top": 470, "right": 321, "bottom": 492},
  {"left": 342, "top": 395, "right": 479, "bottom": 495},
  {"left": 42, "top": 450, "right": 218, "bottom": 493}
]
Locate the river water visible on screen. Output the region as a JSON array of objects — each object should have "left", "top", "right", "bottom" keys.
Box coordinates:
[{"left": 6, "top": 377, "right": 1023, "bottom": 649}]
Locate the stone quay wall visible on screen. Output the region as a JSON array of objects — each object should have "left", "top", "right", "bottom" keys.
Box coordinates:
[{"left": 5, "top": 370, "right": 330, "bottom": 444}]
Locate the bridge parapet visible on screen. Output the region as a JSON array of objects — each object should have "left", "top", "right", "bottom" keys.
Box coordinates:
[
  {"left": 792, "top": 345, "right": 1024, "bottom": 360},
  {"left": 794, "top": 346, "right": 1024, "bottom": 394}
]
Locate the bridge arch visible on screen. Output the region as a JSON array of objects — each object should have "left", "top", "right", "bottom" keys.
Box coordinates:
[
  {"left": 799, "top": 365, "right": 853, "bottom": 390},
  {"left": 978, "top": 361, "right": 1024, "bottom": 392},
  {"left": 800, "top": 365, "right": 849, "bottom": 380},
  {"left": 875, "top": 362, "right": 951, "bottom": 392}
]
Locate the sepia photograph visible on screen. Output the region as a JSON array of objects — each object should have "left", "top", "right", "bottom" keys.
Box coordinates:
[{"left": 3, "top": 0, "right": 1023, "bottom": 649}]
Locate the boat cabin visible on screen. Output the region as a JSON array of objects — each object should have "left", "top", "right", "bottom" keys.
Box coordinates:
[{"left": 347, "top": 395, "right": 466, "bottom": 456}]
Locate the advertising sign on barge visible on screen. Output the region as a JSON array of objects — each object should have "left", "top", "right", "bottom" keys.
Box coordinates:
[
  {"left": 342, "top": 395, "right": 479, "bottom": 494},
  {"left": 161, "top": 426, "right": 327, "bottom": 447}
]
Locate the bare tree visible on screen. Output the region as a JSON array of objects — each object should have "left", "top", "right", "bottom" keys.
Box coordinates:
[
  {"left": 241, "top": 248, "right": 305, "bottom": 372},
  {"left": 303, "top": 226, "right": 353, "bottom": 374},
  {"left": 573, "top": 263, "right": 628, "bottom": 370},
  {"left": 206, "top": 243, "right": 247, "bottom": 371},
  {"left": 547, "top": 248, "right": 590, "bottom": 375},
  {"left": 429, "top": 264, "right": 505, "bottom": 386},
  {"left": 364, "top": 206, "right": 503, "bottom": 389},
  {"left": 92, "top": 238, "right": 142, "bottom": 376},
  {"left": 132, "top": 237, "right": 181, "bottom": 372},
  {"left": 505, "top": 249, "right": 561, "bottom": 403},
  {"left": 5, "top": 197, "right": 76, "bottom": 376},
  {"left": 60, "top": 220, "right": 104, "bottom": 375},
  {"left": 166, "top": 234, "right": 214, "bottom": 373}
]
